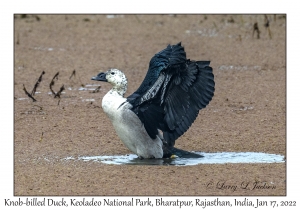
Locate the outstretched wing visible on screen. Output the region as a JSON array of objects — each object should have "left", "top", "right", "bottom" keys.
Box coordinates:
[
  {"left": 127, "top": 42, "right": 186, "bottom": 101},
  {"left": 162, "top": 60, "right": 214, "bottom": 146},
  {"left": 127, "top": 43, "right": 215, "bottom": 147}
]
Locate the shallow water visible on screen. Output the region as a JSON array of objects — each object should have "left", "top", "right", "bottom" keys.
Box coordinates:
[
  {"left": 69, "top": 152, "right": 285, "bottom": 166},
  {"left": 218, "top": 65, "right": 261, "bottom": 71}
]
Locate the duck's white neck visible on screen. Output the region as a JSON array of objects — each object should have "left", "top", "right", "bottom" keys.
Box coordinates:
[{"left": 111, "top": 82, "right": 127, "bottom": 97}]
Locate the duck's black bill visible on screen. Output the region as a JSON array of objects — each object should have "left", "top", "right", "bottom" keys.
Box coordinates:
[{"left": 91, "top": 72, "right": 107, "bottom": 82}]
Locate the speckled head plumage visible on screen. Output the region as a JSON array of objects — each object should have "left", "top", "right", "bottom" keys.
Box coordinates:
[{"left": 92, "top": 68, "right": 128, "bottom": 96}]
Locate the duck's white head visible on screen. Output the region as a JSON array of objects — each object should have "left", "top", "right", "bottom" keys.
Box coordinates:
[{"left": 91, "top": 68, "right": 128, "bottom": 96}]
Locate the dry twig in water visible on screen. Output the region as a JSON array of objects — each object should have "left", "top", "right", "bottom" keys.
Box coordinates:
[
  {"left": 253, "top": 22, "right": 260, "bottom": 39},
  {"left": 39, "top": 132, "right": 43, "bottom": 142},
  {"left": 69, "top": 69, "right": 76, "bottom": 79},
  {"left": 31, "top": 71, "right": 45, "bottom": 96},
  {"left": 49, "top": 72, "right": 59, "bottom": 95},
  {"left": 54, "top": 85, "right": 65, "bottom": 98},
  {"left": 91, "top": 85, "right": 101, "bottom": 93},
  {"left": 264, "top": 15, "right": 272, "bottom": 39},
  {"left": 23, "top": 84, "right": 36, "bottom": 102}
]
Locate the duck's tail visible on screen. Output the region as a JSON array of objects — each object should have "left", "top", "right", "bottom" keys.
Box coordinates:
[{"left": 162, "top": 146, "right": 203, "bottom": 158}]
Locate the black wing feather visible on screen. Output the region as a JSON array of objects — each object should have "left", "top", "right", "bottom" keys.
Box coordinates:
[{"left": 127, "top": 43, "right": 215, "bottom": 147}]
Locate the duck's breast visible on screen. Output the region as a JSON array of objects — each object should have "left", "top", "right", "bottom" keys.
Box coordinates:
[{"left": 102, "top": 91, "right": 163, "bottom": 158}]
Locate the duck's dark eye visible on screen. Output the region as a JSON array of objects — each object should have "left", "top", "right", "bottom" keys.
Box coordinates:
[{"left": 111, "top": 72, "right": 115, "bottom": 75}]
